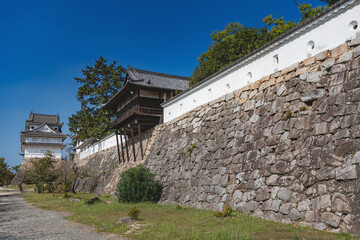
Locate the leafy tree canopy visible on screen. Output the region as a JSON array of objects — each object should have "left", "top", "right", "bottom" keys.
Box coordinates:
[
  {"left": 0, "top": 157, "right": 15, "bottom": 185},
  {"left": 190, "top": 1, "right": 340, "bottom": 86},
  {"left": 68, "top": 57, "right": 126, "bottom": 141},
  {"left": 29, "top": 151, "right": 58, "bottom": 194}
]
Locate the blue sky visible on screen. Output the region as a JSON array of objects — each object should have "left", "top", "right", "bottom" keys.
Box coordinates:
[{"left": 0, "top": 0, "right": 326, "bottom": 167}]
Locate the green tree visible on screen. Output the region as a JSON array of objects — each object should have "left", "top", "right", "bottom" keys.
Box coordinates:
[
  {"left": 0, "top": 157, "right": 14, "bottom": 185},
  {"left": 190, "top": 1, "right": 336, "bottom": 86},
  {"left": 190, "top": 23, "right": 267, "bottom": 86},
  {"left": 68, "top": 57, "right": 126, "bottom": 141},
  {"left": 29, "top": 152, "right": 58, "bottom": 195}
]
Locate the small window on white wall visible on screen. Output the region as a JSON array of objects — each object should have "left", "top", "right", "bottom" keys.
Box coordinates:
[
  {"left": 349, "top": 21, "right": 358, "bottom": 31},
  {"left": 306, "top": 41, "right": 315, "bottom": 51}
]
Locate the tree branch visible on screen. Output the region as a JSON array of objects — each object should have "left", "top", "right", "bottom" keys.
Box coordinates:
[{"left": 293, "top": 0, "right": 300, "bottom": 7}]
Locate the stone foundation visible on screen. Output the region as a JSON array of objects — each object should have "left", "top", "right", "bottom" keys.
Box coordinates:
[{"left": 76, "top": 37, "right": 360, "bottom": 235}]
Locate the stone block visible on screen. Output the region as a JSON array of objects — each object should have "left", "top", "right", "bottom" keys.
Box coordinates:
[
  {"left": 320, "top": 58, "right": 335, "bottom": 71},
  {"left": 277, "top": 84, "right": 287, "bottom": 96},
  {"left": 305, "top": 210, "right": 320, "bottom": 222},
  {"left": 245, "top": 201, "right": 259, "bottom": 212},
  {"left": 289, "top": 208, "right": 300, "bottom": 221},
  {"left": 315, "top": 50, "right": 329, "bottom": 61},
  {"left": 303, "top": 56, "right": 316, "bottom": 66},
  {"left": 320, "top": 212, "right": 341, "bottom": 228},
  {"left": 349, "top": 33, "right": 360, "bottom": 47},
  {"left": 354, "top": 45, "right": 360, "bottom": 58},
  {"left": 332, "top": 193, "right": 350, "bottom": 214},
  {"left": 277, "top": 187, "right": 292, "bottom": 201},
  {"left": 271, "top": 161, "right": 288, "bottom": 174},
  {"left": 338, "top": 51, "right": 353, "bottom": 63},
  {"left": 306, "top": 71, "right": 323, "bottom": 83},
  {"left": 314, "top": 122, "right": 328, "bottom": 135},
  {"left": 336, "top": 165, "right": 357, "bottom": 180},
  {"left": 301, "top": 89, "right": 325, "bottom": 102},
  {"left": 298, "top": 199, "right": 310, "bottom": 212},
  {"left": 331, "top": 43, "right": 348, "bottom": 58}
]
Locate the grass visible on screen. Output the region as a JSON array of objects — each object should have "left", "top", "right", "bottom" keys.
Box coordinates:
[{"left": 22, "top": 190, "right": 359, "bottom": 240}]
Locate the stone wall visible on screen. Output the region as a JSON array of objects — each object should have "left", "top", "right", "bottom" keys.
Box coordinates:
[
  {"left": 75, "top": 37, "right": 360, "bottom": 235},
  {"left": 143, "top": 39, "right": 360, "bottom": 235},
  {"left": 74, "top": 129, "right": 156, "bottom": 194}
]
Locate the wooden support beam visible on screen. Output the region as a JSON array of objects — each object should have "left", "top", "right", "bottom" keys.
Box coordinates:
[
  {"left": 119, "top": 129, "right": 125, "bottom": 163},
  {"left": 137, "top": 122, "right": 144, "bottom": 159},
  {"left": 130, "top": 126, "right": 136, "bottom": 161},
  {"left": 115, "top": 130, "right": 122, "bottom": 164},
  {"left": 123, "top": 128, "right": 130, "bottom": 162}
]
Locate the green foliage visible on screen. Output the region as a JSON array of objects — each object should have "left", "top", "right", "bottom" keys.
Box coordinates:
[
  {"left": 284, "top": 110, "right": 293, "bottom": 120},
  {"left": 29, "top": 152, "right": 58, "bottom": 195},
  {"left": 68, "top": 57, "right": 126, "bottom": 141},
  {"left": 190, "top": 23, "right": 267, "bottom": 86},
  {"left": 83, "top": 196, "right": 101, "bottom": 205},
  {"left": 115, "top": 164, "right": 162, "bottom": 203},
  {"left": 0, "top": 157, "right": 15, "bottom": 185},
  {"left": 213, "top": 211, "right": 222, "bottom": 217},
  {"left": 214, "top": 204, "right": 234, "bottom": 218},
  {"left": 175, "top": 204, "right": 182, "bottom": 210},
  {"left": 190, "top": 1, "right": 335, "bottom": 86},
  {"left": 127, "top": 206, "right": 140, "bottom": 220},
  {"left": 183, "top": 144, "right": 197, "bottom": 157},
  {"left": 62, "top": 192, "right": 71, "bottom": 198}
]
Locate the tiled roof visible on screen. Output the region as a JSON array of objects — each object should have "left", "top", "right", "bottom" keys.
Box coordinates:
[
  {"left": 127, "top": 67, "right": 189, "bottom": 91},
  {"left": 28, "top": 112, "right": 60, "bottom": 124}
]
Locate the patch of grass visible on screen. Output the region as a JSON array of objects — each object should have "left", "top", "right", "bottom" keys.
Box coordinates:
[{"left": 23, "top": 191, "right": 360, "bottom": 240}]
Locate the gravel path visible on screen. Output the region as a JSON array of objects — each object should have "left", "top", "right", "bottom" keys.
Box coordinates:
[{"left": 0, "top": 188, "right": 126, "bottom": 240}]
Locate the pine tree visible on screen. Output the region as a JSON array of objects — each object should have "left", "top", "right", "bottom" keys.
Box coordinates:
[{"left": 69, "top": 57, "right": 126, "bottom": 141}]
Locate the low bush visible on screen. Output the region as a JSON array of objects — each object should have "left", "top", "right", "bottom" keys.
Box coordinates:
[
  {"left": 115, "top": 164, "right": 162, "bottom": 203},
  {"left": 128, "top": 206, "right": 140, "bottom": 220},
  {"left": 214, "top": 204, "right": 234, "bottom": 218},
  {"left": 83, "top": 197, "right": 100, "bottom": 205}
]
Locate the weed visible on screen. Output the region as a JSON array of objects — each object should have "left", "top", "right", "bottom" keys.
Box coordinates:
[
  {"left": 284, "top": 110, "right": 293, "bottom": 120},
  {"left": 128, "top": 206, "right": 140, "bottom": 220},
  {"left": 62, "top": 192, "right": 71, "bottom": 198},
  {"left": 83, "top": 197, "right": 100, "bottom": 205},
  {"left": 213, "top": 204, "right": 234, "bottom": 218},
  {"left": 175, "top": 204, "right": 182, "bottom": 210}
]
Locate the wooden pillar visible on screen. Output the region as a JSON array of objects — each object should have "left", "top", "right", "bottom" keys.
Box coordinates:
[
  {"left": 130, "top": 125, "right": 136, "bottom": 161},
  {"left": 124, "top": 128, "right": 130, "bottom": 162},
  {"left": 164, "top": 92, "right": 167, "bottom": 102},
  {"left": 115, "top": 130, "right": 121, "bottom": 164},
  {"left": 171, "top": 90, "right": 173, "bottom": 98},
  {"left": 137, "top": 122, "right": 144, "bottom": 159},
  {"left": 119, "top": 129, "right": 125, "bottom": 163}
]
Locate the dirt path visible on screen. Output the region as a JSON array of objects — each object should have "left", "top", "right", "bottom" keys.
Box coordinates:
[{"left": 0, "top": 187, "right": 126, "bottom": 240}]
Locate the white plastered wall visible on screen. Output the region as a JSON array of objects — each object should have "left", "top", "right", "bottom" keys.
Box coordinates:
[{"left": 163, "top": 0, "right": 360, "bottom": 122}]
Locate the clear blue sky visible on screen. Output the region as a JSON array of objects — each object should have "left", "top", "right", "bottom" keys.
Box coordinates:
[{"left": 0, "top": 0, "right": 326, "bottom": 167}]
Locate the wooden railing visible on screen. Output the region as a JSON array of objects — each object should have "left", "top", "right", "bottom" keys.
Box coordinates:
[{"left": 113, "top": 99, "right": 163, "bottom": 127}]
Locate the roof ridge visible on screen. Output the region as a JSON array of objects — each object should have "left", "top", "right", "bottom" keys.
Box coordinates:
[{"left": 128, "top": 67, "right": 189, "bottom": 81}]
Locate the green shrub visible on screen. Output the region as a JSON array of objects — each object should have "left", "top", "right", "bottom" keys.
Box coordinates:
[
  {"left": 115, "top": 164, "right": 162, "bottom": 203},
  {"left": 222, "top": 204, "right": 234, "bottom": 217},
  {"left": 62, "top": 192, "right": 71, "bottom": 198},
  {"left": 214, "top": 204, "right": 234, "bottom": 218},
  {"left": 213, "top": 211, "right": 222, "bottom": 217},
  {"left": 128, "top": 206, "right": 140, "bottom": 220},
  {"left": 83, "top": 197, "right": 100, "bottom": 205}
]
